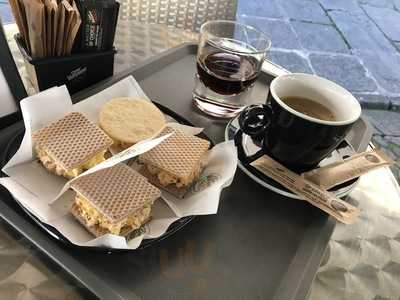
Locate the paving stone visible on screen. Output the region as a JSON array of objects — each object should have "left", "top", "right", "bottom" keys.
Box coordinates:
[
  {"left": 329, "top": 10, "right": 397, "bottom": 54},
  {"left": 394, "top": 42, "right": 400, "bottom": 52},
  {"left": 318, "top": 0, "right": 362, "bottom": 12},
  {"left": 358, "top": 0, "right": 395, "bottom": 8},
  {"left": 363, "top": 109, "right": 400, "bottom": 135},
  {"left": 0, "top": 3, "right": 13, "bottom": 24},
  {"left": 362, "top": 5, "right": 400, "bottom": 42},
  {"left": 268, "top": 50, "right": 313, "bottom": 73},
  {"left": 291, "top": 21, "right": 349, "bottom": 53},
  {"left": 238, "top": 16, "right": 301, "bottom": 50},
  {"left": 355, "top": 50, "right": 400, "bottom": 94},
  {"left": 353, "top": 94, "right": 391, "bottom": 109},
  {"left": 393, "top": 0, "right": 400, "bottom": 10},
  {"left": 309, "top": 53, "right": 377, "bottom": 93},
  {"left": 391, "top": 97, "right": 400, "bottom": 111},
  {"left": 237, "top": 0, "right": 284, "bottom": 18},
  {"left": 279, "top": 0, "right": 331, "bottom": 24}
]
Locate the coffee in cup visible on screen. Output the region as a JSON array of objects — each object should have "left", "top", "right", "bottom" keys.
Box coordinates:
[
  {"left": 280, "top": 96, "right": 336, "bottom": 122},
  {"left": 235, "top": 73, "right": 362, "bottom": 172}
]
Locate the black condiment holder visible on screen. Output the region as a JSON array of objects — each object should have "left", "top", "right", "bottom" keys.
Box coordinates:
[{"left": 15, "top": 34, "right": 116, "bottom": 94}]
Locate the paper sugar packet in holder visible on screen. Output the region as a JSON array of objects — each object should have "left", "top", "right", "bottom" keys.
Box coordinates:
[
  {"left": 0, "top": 76, "right": 238, "bottom": 250},
  {"left": 10, "top": 0, "right": 81, "bottom": 58}
]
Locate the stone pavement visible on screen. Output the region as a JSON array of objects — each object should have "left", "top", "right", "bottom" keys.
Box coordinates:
[{"left": 237, "top": 0, "right": 400, "bottom": 111}]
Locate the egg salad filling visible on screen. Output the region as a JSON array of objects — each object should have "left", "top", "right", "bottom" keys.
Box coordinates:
[
  {"left": 145, "top": 161, "right": 204, "bottom": 187},
  {"left": 35, "top": 146, "right": 107, "bottom": 178},
  {"left": 73, "top": 194, "right": 152, "bottom": 235}
]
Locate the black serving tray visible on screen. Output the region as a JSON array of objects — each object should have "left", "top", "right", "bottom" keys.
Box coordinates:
[{"left": 0, "top": 43, "right": 373, "bottom": 300}]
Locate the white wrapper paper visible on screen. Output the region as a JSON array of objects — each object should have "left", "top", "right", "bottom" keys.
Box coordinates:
[{"left": 0, "top": 76, "right": 238, "bottom": 250}]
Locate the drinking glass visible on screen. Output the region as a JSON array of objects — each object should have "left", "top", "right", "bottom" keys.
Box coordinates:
[{"left": 193, "top": 20, "right": 271, "bottom": 118}]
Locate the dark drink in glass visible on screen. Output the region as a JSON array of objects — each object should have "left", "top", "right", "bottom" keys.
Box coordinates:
[
  {"left": 197, "top": 52, "right": 259, "bottom": 95},
  {"left": 193, "top": 21, "right": 271, "bottom": 118}
]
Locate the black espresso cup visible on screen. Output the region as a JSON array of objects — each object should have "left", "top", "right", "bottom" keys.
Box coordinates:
[{"left": 235, "top": 73, "right": 362, "bottom": 173}]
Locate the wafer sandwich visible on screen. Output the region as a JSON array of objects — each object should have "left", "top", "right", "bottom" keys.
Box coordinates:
[
  {"left": 33, "top": 112, "right": 113, "bottom": 178},
  {"left": 138, "top": 127, "right": 210, "bottom": 198},
  {"left": 70, "top": 163, "right": 161, "bottom": 238},
  {"left": 99, "top": 97, "right": 166, "bottom": 152}
]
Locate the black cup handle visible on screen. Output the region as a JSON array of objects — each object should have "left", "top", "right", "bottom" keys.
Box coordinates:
[{"left": 234, "top": 104, "right": 273, "bottom": 165}]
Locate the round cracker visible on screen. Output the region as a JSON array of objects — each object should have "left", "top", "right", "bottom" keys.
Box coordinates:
[{"left": 99, "top": 97, "right": 166, "bottom": 144}]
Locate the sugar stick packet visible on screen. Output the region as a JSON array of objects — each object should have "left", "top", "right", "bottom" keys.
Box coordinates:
[
  {"left": 65, "top": 0, "right": 82, "bottom": 54},
  {"left": 18, "top": 0, "right": 31, "bottom": 52},
  {"left": 9, "top": 0, "right": 30, "bottom": 52},
  {"left": 251, "top": 155, "right": 360, "bottom": 224},
  {"left": 55, "top": 1, "right": 65, "bottom": 56},
  {"left": 50, "top": 0, "right": 58, "bottom": 56},
  {"left": 44, "top": 0, "right": 50, "bottom": 56},
  {"left": 302, "top": 149, "right": 394, "bottom": 190},
  {"left": 44, "top": 0, "right": 58, "bottom": 56},
  {"left": 61, "top": 0, "right": 74, "bottom": 55},
  {"left": 23, "top": 0, "right": 45, "bottom": 58}
]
